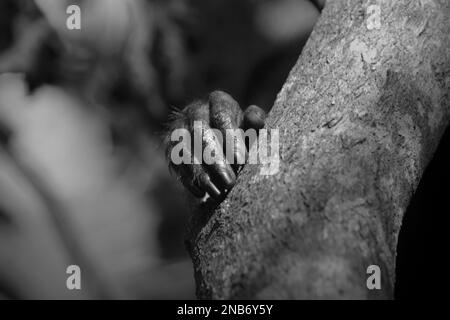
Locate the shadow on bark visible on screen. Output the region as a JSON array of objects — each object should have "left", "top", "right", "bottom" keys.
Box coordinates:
[{"left": 396, "top": 124, "right": 450, "bottom": 299}]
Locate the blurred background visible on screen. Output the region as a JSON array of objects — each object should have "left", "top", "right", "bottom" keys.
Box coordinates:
[{"left": 0, "top": 0, "right": 320, "bottom": 299}]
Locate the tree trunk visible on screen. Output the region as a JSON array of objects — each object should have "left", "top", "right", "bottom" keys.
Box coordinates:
[{"left": 187, "top": 0, "right": 450, "bottom": 299}]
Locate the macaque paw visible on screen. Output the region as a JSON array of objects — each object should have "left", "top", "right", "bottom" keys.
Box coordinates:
[{"left": 165, "top": 91, "right": 266, "bottom": 200}]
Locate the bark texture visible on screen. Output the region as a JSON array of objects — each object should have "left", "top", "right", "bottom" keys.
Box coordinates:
[{"left": 187, "top": 0, "right": 450, "bottom": 299}]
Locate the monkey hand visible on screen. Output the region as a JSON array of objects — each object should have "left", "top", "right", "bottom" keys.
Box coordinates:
[{"left": 165, "top": 91, "right": 266, "bottom": 200}]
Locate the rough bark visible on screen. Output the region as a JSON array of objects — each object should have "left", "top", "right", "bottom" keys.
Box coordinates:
[{"left": 187, "top": 0, "right": 450, "bottom": 299}]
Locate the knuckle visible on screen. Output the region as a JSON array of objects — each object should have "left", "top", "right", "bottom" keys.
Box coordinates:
[
  {"left": 209, "top": 90, "right": 239, "bottom": 110},
  {"left": 209, "top": 90, "right": 231, "bottom": 100}
]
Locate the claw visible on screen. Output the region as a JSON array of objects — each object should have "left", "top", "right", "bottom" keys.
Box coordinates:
[{"left": 199, "top": 173, "right": 221, "bottom": 199}]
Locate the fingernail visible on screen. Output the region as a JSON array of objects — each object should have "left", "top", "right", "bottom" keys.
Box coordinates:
[
  {"left": 201, "top": 174, "right": 221, "bottom": 198},
  {"left": 221, "top": 169, "right": 236, "bottom": 189},
  {"left": 206, "top": 181, "right": 222, "bottom": 198}
]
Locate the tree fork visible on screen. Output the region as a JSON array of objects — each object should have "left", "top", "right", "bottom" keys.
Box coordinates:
[{"left": 187, "top": 0, "right": 450, "bottom": 299}]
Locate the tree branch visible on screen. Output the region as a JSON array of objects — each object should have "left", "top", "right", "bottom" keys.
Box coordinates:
[{"left": 187, "top": 0, "right": 450, "bottom": 299}]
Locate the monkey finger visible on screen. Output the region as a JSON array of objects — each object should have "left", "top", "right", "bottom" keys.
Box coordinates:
[
  {"left": 242, "top": 105, "right": 266, "bottom": 131},
  {"left": 187, "top": 163, "right": 224, "bottom": 199},
  {"left": 184, "top": 99, "right": 210, "bottom": 127},
  {"left": 166, "top": 100, "right": 227, "bottom": 199},
  {"left": 174, "top": 161, "right": 222, "bottom": 199},
  {"left": 198, "top": 171, "right": 222, "bottom": 199},
  {"left": 165, "top": 127, "right": 205, "bottom": 198},
  {"left": 209, "top": 91, "right": 247, "bottom": 166},
  {"left": 199, "top": 123, "right": 236, "bottom": 191},
  {"left": 173, "top": 162, "right": 221, "bottom": 199},
  {"left": 206, "top": 156, "right": 237, "bottom": 191},
  {"left": 209, "top": 90, "right": 243, "bottom": 129}
]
